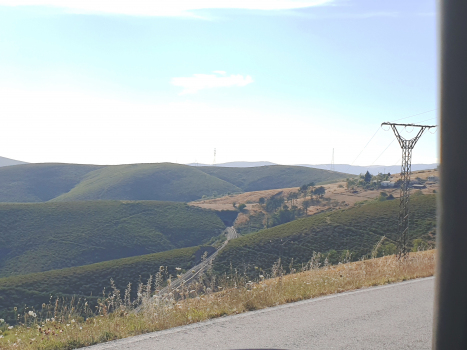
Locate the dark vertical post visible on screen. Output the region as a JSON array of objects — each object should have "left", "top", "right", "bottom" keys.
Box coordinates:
[{"left": 433, "top": 1, "right": 467, "bottom": 348}]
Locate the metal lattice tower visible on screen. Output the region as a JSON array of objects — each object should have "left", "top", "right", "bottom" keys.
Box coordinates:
[
  {"left": 213, "top": 148, "right": 216, "bottom": 165},
  {"left": 331, "top": 148, "right": 335, "bottom": 172},
  {"left": 381, "top": 122, "right": 436, "bottom": 258}
]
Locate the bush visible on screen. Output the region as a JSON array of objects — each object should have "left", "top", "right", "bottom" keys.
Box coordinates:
[{"left": 412, "top": 239, "right": 430, "bottom": 252}]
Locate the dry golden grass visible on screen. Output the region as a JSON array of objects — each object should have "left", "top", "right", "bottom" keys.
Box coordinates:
[
  {"left": 190, "top": 169, "right": 439, "bottom": 214},
  {"left": 189, "top": 188, "right": 299, "bottom": 210},
  {"left": 0, "top": 250, "right": 435, "bottom": 350}
]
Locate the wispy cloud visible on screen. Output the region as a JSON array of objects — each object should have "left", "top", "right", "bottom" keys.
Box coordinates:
[
  {"left": 0, "top": 0, "right": 333, "bottom": 17},
  {"left": 284, "top": 10, "right": 399, "bottom": 19},
  {"left": 416, "top": 12, "right": 435, "bottom": 17},
  {"left": 171, "top": 72, "right": 253, "bottom": 95}
]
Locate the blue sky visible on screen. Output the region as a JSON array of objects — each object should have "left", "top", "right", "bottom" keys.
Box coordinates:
[{"left": 0, "top": 0, "right": 437, "bottom": 166}]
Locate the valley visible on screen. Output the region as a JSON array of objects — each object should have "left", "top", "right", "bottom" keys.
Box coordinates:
[{"left": 0, "top": 162, "right": 438, "bottom": 347}]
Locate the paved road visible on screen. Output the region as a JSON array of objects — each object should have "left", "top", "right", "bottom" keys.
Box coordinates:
[
  {"left": 88, "top": 277, "right": 434, "bottom": 350},
  {"left": 159, "top": 227, "right": 239, "bottom": 294}
]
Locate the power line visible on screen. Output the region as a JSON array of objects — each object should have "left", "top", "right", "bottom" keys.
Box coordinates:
[
  {"left": 412, "top": 117, "right": 437, "bottom": 125},
  {"left": 344, "top": 127, "right": 380, "bottom": 173},
  {"left": 390, "top": 109, "right": 437, "bottom": 123},
  {"left": 343, "top": 109, "right": 437, "bottom": 174},
  {"left": 370, "top": 139, "right": 397, "bottom": 166}
]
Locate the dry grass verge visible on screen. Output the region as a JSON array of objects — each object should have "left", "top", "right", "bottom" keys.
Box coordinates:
[{"left": 0, "top": 250, "right": 435, "bottom": 350}]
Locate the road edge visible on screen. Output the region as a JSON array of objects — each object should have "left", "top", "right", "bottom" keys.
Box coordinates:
[{"left": 85, "top": 276, "right": 434, "bottom": 349}]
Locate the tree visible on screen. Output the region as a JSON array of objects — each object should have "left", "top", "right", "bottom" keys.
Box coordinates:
[
  {"left": 313, "top": 186, "right": 326, "bottom": 197},
  {"left": 299, "top": 184, "right": 309, "bottom": 198},
  {"left": 258, "top": 197, "right": 265, "bottom": 205},
  {"left": 307, "top": 182, "right": 315, "bottom": 197},
  {"left": 364, "top": 171, "right": 372, "bottom": 183},
  {"left": 287, "top": 192, "right": 298, "bottom": 206},
  {"left": 302, "top": 200, "right": 310, "bottom": 215},
  {"left": 265, "top": 195, "right": 284, "bottom": 213},
  {"left": 237, "top": 203, "right": 246, "bottom": 212},
  {"left": 394, "top": 179, "right": 403, "bottom": 188},
  {"left": 326, "top": 249, "right": 339, "bottom": 265},
  {"left": 378, "top": 191, "right": 388, "bottom": 201},
  {"left": 271, "top": 207, "right": 295, "bottom": 226}
]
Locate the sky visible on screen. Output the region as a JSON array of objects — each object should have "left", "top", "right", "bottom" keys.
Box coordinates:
[{"left": 0, "top": 0, "right": 438, "bottom": 166}]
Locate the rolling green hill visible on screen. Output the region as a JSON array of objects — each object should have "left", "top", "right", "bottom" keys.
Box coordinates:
[
  {"left": 0, "top": 163, "right": 349, "bottom": 203},
  {"left": 0, "top": 201, "right": 225, "bottom": 277},
  {"left": 0, "top": 246, "right": 208, "bottom": 324},
  {"left": 213, "top": 194, "right": 436, "bottom": 276},
  {"left": 52, "top": 163, "right": 242, "bottom": 202},
  {"left": 0, "top": 163, "right": 102, "bottom": 202},
  {"left": 197, "top": 165, "right": 348, "bottom": 192}
]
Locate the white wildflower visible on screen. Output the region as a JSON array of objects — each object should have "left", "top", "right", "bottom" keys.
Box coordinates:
[{"left": 8, "top": 326, "right": 13, "bottom": 330}]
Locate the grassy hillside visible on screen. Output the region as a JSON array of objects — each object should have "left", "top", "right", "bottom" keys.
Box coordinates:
[
  {"left": 51, "top": 163, "right": 242, "bottom": 202},
  {"left": 198, "top": 165, "right": 348, "bottom": 192},
  {"left": 0, "top": 163, "right": 349, "bottom": 203},
  {"left": 0, "top": 201, "right": 225, "bottom": 277},
  {"left": 213, "top": 194, "right": 436, "bottom": 276},
  {"left": 0, "top": 163, "right": 102, "bottom": 202},
  {"left": 0, "top": 246, "right": 207, "bottom": 324}
]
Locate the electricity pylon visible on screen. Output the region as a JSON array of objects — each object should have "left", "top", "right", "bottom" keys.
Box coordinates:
[
  {"left": 381, "top": 122, "right": 436, "bottom": 258},
  {"left": 331, "top": 148, "right": 335, "bottom": 172}
]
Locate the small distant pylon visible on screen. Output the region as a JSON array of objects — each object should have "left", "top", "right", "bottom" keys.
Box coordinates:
[
  {"left": 213, "top": 148, "right": 216, "bottom": 166},
  {"left": 331, "top": 148, "right": 335, "bottom": 172}
]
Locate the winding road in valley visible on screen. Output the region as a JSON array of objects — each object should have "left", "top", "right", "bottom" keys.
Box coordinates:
[
  {"left": 159, "top": 227, "right": 239, "bottom": 294},
  {"left": 88, "top": 277, "right": 434, "bottom": 350}
]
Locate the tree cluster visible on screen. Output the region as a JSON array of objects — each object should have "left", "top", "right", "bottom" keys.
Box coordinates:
[
  {"left": 259, "top": 182, "right": 329, "bottom": 228},
  {"left": 346, "top": 171, "right": 392, "bottom": 191}
]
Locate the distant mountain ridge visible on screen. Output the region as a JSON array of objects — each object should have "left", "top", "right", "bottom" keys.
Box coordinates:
[
  {"left": 0, "top": 156, "right": 26, "bottom": 167},
  {"left": 188, "top": 161, "right": 438, "bottom": 175},
  {"left": 300, "top": 164, "right": 439, "bottom": 175},
  {"left": 188, "top": 161, "right": 276, "bottom": 167},
  {"left": 0, "top": 156, "right": 437, "bottom": 176}
]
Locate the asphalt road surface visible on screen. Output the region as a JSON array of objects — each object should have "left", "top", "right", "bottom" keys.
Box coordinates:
[{"left": 87, "top": 277, "right": 434, "bottom": 350}]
